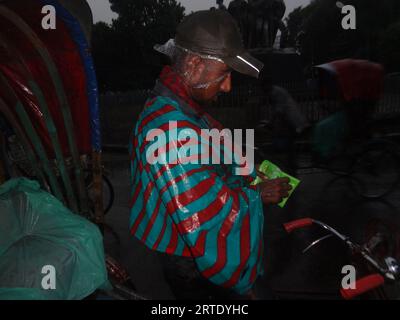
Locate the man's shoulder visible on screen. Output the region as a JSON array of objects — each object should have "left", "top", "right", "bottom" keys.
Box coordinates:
[
  {"left": 138, "top": 95, "right": 181, "bottom": 122},
  {"left": 136, "top": 95, "right": 201, "bottom": 133},
  {"left": 144, "top": 95, "right": 180, "bottom": 112}
]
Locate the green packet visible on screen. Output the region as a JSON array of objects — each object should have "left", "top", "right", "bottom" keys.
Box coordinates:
[{"left": 251, "top": 160, "right": 301, "bottom": 208}]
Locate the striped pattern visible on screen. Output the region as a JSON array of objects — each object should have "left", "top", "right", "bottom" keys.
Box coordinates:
[{"left": 129, "top": 68, "right": 265, "bottom": 294}]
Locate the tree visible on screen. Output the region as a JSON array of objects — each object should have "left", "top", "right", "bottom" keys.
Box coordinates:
[
  {"left": 379, "top": 22, "right": 400, "bottom": 72},
  {"left": 284, "top": 0, "right": 400, "bottom": 72},
  {"left": 92, "top": 22, "right": 117, "bottom": 92},
  {"left": 285, "top": 6, "right": 305, "bottom": 49},
  {"left": 92, "top": 0, "right": 185, "bottom": 92}
]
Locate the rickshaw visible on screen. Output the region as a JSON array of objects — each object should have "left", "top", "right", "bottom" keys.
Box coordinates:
[
  {"left": 279, "top": 60, "right": 400, "bottom": 299},
  {"left": 302, "top": 59, "right": 400, "bottom": 199},
  {"left": 0, "top": 0, "right": 140, "bottom": 300}
]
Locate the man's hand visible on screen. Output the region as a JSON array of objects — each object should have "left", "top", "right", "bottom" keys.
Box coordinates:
[{"left": 257, "top": 169, "right": 292, "bottom": 205}]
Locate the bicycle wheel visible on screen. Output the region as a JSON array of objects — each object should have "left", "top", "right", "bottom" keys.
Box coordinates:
[
  {"left": 86, "top": 172, "right": 115, "bottom": 215},
  {"left": 325, "top": 152, "right": 354, "bottom": 176},
  {"left": 351, "top": 143, "right": 400, "bottom": 199}
]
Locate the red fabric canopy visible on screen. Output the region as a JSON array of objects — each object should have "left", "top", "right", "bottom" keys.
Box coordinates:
[
  {"left": 0, "top": 0, "right": 92, "bottom": 157},
  {"left": 316, "top": 59, "right": 384, "bottom": 102}
]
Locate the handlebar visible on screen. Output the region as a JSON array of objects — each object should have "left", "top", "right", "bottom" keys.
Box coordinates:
[
  {"left": 284, "top": 218, "right": 349, "bottom": 242},
  {"left": 284, "top": 218, "right": 313, "bottom": 233},
  {"left": 284, "top": 217, "right": 399, "bottom": 299},
  {"left": 340, "top": 274, "right": 385, "bottom": 300}
]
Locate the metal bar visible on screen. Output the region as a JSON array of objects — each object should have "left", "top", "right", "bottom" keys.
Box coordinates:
[
  {"left": 28, "top": 81, "right": 78, "bottom": 212},
  {"left": 0, "top": 5, "right": 89, "bottom": 214},
  {"left": 302, "top": 234, "right": 334, "bottom": 254},
  {"left": 0, "top": 134, "right": 6, "bottom": 184},
  {"left": 92, "top": 150, "right": 104, "bottom": 225},
  {"left": 313, "top": 220, "right": 349, "bottom": 242},
  {"left": 0, "top": 73, "right": 64, "bottom": 202},
  {"left": 0, "top": 96, "right": 47, "bottom": 188}
]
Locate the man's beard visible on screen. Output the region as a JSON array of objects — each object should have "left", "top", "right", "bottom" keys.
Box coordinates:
[{"left": 198, "top": 94, "right": 219, "bottom": 107}]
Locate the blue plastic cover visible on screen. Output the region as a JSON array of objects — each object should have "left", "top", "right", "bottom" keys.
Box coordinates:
[{"left": 42, "top": 0, "right": 102, "bottom": 151}]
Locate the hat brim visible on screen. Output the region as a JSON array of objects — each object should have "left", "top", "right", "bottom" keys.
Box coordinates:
[
  {"left": 154, "top": 39, "right": 264, "bottom": 79},
  {"left": 224, "top": 52, "right": 264, "bottom": 78}
]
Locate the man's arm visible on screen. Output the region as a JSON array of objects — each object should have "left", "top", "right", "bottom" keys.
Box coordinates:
[
  {"left": 136, "top": 109, "right": 264, "bottom": 294},
  {"left": 134, "top": 98, "right": 290, "bottom": 294}
]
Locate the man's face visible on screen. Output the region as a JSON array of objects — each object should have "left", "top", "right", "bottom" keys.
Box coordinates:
[{"left": 190, "top": 59, "right": 232, "bottom": 105}]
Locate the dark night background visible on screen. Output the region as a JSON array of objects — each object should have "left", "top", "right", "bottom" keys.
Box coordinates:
[{"left": 91, "top": 0, "right": 400, "bottom": 92}]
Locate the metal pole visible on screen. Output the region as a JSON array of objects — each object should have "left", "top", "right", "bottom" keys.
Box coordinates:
[
  {"left": 92, "top": 150, "right": 104, "bottom": 226},
  {"left": 0, "top": 73, "right": 64, "bottom": 202},
  {"left": 0, "top": 133, "right": 6, "bottom": 185}
]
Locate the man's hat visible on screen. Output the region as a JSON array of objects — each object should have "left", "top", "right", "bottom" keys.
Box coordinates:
[{"left": 154, "top": 9, "right": 263, "bottom": 78}]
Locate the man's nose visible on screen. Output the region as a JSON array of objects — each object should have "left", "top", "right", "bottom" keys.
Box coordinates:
[{"left": 220, "top": 73, "right": 231, "bottom": 93}]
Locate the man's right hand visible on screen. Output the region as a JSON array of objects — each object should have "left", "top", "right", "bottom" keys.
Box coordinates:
[{"left": 258, "top": 177, "right": 292, "bottom": 205}]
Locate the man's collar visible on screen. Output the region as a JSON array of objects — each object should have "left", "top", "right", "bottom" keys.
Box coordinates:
[
  {"left": 158, "top": 65, "right": 205, "bottom": 116},
  {"left": 153, "top": 66, "right": 223, "bottom": 130}
]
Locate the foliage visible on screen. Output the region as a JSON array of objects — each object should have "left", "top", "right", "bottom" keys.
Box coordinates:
[
  {"left": 92, "top": 0, "right": 185, "bottom": 92},
  {"left": 284, "top": 0, "right": 400, "bottom": 72}
]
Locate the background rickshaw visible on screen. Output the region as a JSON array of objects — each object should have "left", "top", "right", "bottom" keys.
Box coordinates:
[
  {"left": 252, "top": 58, "right": 400, "bottom": 199},
  {"left": 309, "top": 59, "right": 400, "bottom": 199}
]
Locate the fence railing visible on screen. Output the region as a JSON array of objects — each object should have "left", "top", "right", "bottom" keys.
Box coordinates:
[{"left": 100, "top": 76, "right": 400, "bottom": 146}]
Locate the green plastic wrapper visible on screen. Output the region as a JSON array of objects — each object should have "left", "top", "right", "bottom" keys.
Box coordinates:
[
  {"left": 0, "top": 178, "right": 109, "bottom": 300},
  {"left": 252, "top": 160, "right": 300, "bottom": 208}
]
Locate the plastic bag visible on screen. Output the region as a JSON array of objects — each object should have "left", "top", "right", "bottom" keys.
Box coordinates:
[{"left": 0, "top": 178, "right": 109, "bottom": 300}]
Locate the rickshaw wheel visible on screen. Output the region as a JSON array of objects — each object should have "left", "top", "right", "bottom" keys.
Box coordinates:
[
  {"left": 85, "top": 172, "right": 115, "bottom": 215},
  {"left": 350, "top": 141, "right": 400, "bottom": 199}
]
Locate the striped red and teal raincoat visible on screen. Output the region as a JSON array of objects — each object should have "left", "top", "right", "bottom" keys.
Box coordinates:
[{"left": 129, "top": 66, "right": 264, "bottom": 294}]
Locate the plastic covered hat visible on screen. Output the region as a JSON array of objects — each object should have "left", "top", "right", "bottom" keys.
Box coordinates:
[{"left": 154, "top": 9, "right": 264, "bottom": 78}]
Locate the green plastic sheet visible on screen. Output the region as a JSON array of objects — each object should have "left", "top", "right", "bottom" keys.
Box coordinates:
[{"left": 0, "top": 178, "right": 109, "bottom": 300}]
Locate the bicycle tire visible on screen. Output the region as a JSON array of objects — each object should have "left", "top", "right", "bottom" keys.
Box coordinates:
[
  {"left": 351, "top": 141, "right": 400, "bottom": 199},
  {"left": 324, "top": 153, "right": 354, "bottom": 176},
  {"left": 86, "top": 173, "right": 115, "bottom": 215},
  {"left": 102, "top": 174, "right": 115, "bottom": 214}
]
